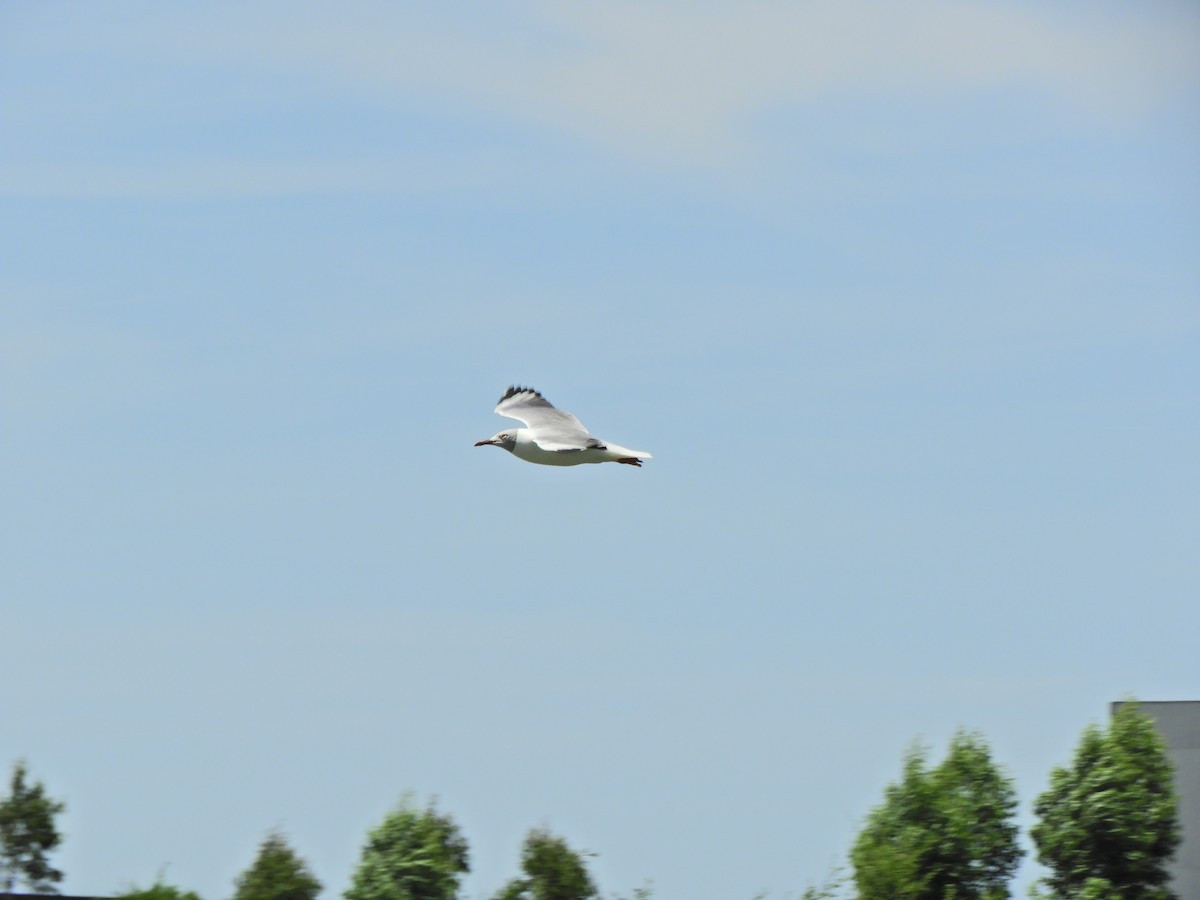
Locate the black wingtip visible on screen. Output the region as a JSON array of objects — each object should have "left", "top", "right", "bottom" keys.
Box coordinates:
[{"left": 499, "top": 385, "right": 544, "bottom": 403}]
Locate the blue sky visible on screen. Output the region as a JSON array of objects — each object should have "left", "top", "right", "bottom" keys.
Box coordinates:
[{"left": 2, "top": 3, "right": 1198, "bottom": 897}]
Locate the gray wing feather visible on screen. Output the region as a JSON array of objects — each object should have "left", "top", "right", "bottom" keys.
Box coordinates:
[{"left": 494, "top": 386, "right": 593, "bottom": 450}]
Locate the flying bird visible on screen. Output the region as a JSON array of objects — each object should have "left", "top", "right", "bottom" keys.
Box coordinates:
[{"left": 474, "top": 386, "right": 653, "bottom": 467}]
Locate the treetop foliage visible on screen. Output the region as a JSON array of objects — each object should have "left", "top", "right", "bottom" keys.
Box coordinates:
[
  {"left": 233, "top": 831, "right": 323, "bottom": 900},
  {"left": 1031, "top": 702, "right": 1180, "bottom": 899},
  {"left": 493, "top": 826, "right": 600, "bottom": 900},
  {"left": 111, "top": 879, "right": 204, "bottom": 900},
  {"left": 850, "top": 729, "right": 1023, "bottom": 900},
  {"left": 344, "top": 795, "right": 469, "bottom": 900},
  {"left": 0, "top": 759, "right": 66, "bottom": 894},
  {"left": 2, "top": 700, "right": 1185, "bottom": 900}
]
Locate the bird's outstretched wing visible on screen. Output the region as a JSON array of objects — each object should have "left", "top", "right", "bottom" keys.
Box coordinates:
[{"left": 494, "top": 386, "right": 593, "bottom": 450}]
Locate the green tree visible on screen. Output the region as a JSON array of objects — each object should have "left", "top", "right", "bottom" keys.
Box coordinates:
[
  {"left": 492, "top": 827, "right": 599, "bottom": 900},
  {"left": 233, "top": 831, "right": 322, "bottom": 900},
  {"left": 1030, "top": 702, "right": 1180, "bottom": 900},
  {"left": 344, "top": 796, "right": 469, "bottom": 900},
  {"left": 850, "top": 730, "right": 1023, "bottom": 899},
  {"left": 112, "top": 879, "right": 203, "bottom": 900},
  {"left": 0, "top": 760, "right": 66, "bottom": 894}
]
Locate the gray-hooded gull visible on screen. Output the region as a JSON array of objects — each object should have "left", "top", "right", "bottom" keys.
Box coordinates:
[{"left": 474, "top": 386, "right": 653, "bottom": 467}]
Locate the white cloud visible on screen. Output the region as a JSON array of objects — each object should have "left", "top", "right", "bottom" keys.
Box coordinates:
[
  {"left": 4, "top": 1, "right": 1196, "bottom": 186},
  {"left": 141, "top": 1, "right": 1198, "bottom": 162}
]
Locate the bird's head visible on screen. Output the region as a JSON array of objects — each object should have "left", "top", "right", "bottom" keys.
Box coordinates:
[{"left": 474, "top": 430, "right": 517, "bottom": 452}]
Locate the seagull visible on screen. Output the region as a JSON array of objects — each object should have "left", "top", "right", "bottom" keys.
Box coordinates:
[{"left": 474, "top": 386, "right": 653, "bottom": 467}]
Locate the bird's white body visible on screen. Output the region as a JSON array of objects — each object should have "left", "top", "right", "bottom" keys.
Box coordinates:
[
  {"left": 510, "top": 430, "right": 650, "bottom": 466},
  {"left": 475, "top": 386, "right": 652, "bottom": 468}
]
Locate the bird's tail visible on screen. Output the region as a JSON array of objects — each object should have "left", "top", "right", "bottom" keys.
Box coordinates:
[{"left": 608, "top": 444, "right": 652, "bottom": 460}]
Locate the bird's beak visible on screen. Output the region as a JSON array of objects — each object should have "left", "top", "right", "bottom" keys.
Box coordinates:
[{"left": 474, "top": 439, "right": 495, "bottom": 447}]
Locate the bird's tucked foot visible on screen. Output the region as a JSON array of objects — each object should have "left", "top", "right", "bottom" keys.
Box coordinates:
[{"left": 617, "top": 457, "right": 643, "bottom": 467}]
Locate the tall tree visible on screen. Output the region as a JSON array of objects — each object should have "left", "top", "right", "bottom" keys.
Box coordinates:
[
  {"left": 233, "top": 831, "right": 323, "bottom": 900},
  {"left": 0, "top": 760, "right": 66, "bottom": 894},
  {"left": 344, "top": 796, "right": 469, "bottom": 900},
  {"left": 492, "top": 827, "right": 599, "bottom": 900},
  {"left": 850, "top": 730, "right": 1023, "bottom": 899},
  {"left": 1031, "top": 702, "right": 1180, "bottom": 899}
]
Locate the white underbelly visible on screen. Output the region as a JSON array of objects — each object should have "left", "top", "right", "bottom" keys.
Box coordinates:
[{"left": 513, "top": 441, "right": 595, "bottom": 466}]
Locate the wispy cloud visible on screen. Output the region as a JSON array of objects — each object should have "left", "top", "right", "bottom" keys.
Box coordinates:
[
  {"left": 513, "top": 2, "right": 1198, "bottom": 162},
  {"left": 7, "top": 2, "right": 1197, "bottom": 173}
]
